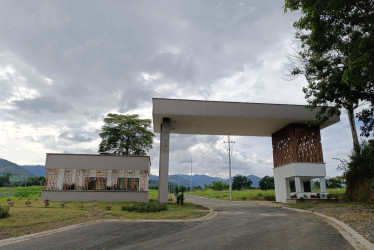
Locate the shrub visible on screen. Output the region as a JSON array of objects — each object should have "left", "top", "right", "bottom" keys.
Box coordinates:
[
  {"left": 174, "top": 186, "right": 185, "bottom": 205},
  {"left": 0, "top": 205, "right": 10, "bottom": 218},
  {"left": 344, "top": 140, "right": 374, "bottom": 202},
  {"left": 14, "top": 186, "right": 43, "bottom": 198},
  {"left": 264, "top": 195, "right": 275, "bottom": 201},
  {"left": 122, "top": 201, "right": 167, "bottom": 213}
]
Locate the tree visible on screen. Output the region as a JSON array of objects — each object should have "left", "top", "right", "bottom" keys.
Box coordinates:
[
  {"left": 0, "top": 173, "right": 12, "bottom": 187},
  {"left": 284, "top": 0, "right": 374, "bottom": 154},
  {"left": 98, "top": 113, "right": 155, "bottom": 156},
  {"left": 26, "top": 176, "right": 45, "bottom": 187},
  {"left": 344, "top": 140, "right": 374, "bottom": 202},
  {"left": 210, "top": 180, "right": 229, "bottom": 191},
  {"left": 232, "top": 175, "right": 252, "bottom": 190},
  {"left": 259, "top": 176, "right": 274, "bottom": 191},
  {"left": 326, "top": 177, "right": 344, "bottom": 189},
  {"left": 313, "top": 180, "right": 320, "bottom": 190}
]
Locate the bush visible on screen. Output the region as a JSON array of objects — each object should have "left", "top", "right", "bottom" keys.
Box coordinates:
[
  {"left": 121, "top": 201, "right": 167, "bottom": 213},
  {"left": 344, "top": 140, "right": 374, "bottom": 202},
  {"left": 14, "top": 186, "right": 43, "bottom": 198},
  {"left": 0, "top": 205, "right": 10, "bottom": 218},
  {"left": 174, "top": 186, "right": 185, "bottom": 205},
  {"left": 210, "top": 181, "right": 229, "bottom": 191},
  {"left": 264, "top": 195, "right": 275, "bottom": 201}
]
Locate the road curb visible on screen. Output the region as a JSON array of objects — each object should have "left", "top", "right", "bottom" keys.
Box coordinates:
[
  {"left": 0, "top": 220, "right": 102, "bottom": 248},
  {"left": 0, "top": 207, "right": 216, "bottom": 248},
  {"left": 281, "top": 206, "right": 374, "bottom": 250}
]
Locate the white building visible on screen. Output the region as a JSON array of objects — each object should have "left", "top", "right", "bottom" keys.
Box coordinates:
[{"left": 41, "top": 153, "right": 150, "bottom": 202}]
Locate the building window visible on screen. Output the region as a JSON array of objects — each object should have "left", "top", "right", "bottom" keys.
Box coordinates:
[
  {"left": 289, "top": 180, "right": 296, "bottom": 193},
  {"left": 96, "top": 177, "right": 107, "bottom": 190},
  {"left": 117, "top": 177, "right": 139, "bottom": 191},
  {"left": 87, "top": 177, "right": 96, "bottom": 190}
]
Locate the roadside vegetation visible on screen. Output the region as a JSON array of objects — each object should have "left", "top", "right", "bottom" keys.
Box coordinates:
[
  {"left": 0, "top": 188, "right": 209, "bottom": 240},
  {"left": 192, "top": 188, "right": 345, "bottom": 202},
  {"left": 192, "top": 189, "right": 276, "bottom": 201}
]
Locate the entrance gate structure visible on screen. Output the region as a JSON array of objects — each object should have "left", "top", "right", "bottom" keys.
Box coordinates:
[{"left": 152, "top": 98, "right": 339, "bottom": 203}]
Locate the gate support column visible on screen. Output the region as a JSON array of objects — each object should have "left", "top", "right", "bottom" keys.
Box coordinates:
[{"left": 158, "top": 118, "right": 170, "bottom": 203}]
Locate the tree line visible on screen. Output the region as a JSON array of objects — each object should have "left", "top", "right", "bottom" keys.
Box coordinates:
[{"left": 0, "top": 173, "right": 45, "bottom": 187}]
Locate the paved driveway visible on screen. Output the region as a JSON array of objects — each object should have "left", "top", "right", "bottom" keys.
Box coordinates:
[{"left": 1, "top": 196, "right": 352, "bottom": 250}]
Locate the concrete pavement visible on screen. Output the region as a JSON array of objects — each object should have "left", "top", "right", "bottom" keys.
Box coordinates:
[{"left": 0, "top": 196, "right": 353, "bottom": 250}]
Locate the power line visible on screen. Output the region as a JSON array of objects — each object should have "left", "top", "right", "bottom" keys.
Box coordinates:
[{"left": 193, "top": 136, "right": 225, "bottom": 161}]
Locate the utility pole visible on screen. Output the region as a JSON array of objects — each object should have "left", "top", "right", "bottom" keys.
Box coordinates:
[
  {"left": 224, "top": 135, "right": 235, "bottom": 200},
  {"left": 190, "top": 157, "right": 193, "bottom": 195}
]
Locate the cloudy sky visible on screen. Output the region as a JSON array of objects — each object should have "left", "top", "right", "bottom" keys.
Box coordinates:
[{"left": 0, "top": 0, "right": 360, "bottom": 178}]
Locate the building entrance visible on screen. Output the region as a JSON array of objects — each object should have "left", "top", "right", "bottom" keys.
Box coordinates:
[{"left": 152, "top": 98, "right": 339, "bottom": 203}]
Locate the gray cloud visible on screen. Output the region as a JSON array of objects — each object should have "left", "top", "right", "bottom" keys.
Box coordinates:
[
  {"left": 13, "top": 97, "right": 73, "bottom": 113},
  {"left": 59, "top": 130, "right": 99, "bottom": 142},
  {"left": 146, "top": 52, "right": 197, "bottom": 85},
  {"left": 0, "top": 0, "right": 352, "bottom": 178}
]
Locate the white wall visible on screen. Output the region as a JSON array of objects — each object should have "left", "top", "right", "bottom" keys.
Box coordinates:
[{"left": 273, "top": 163, "right": 326, "bottom": 203}]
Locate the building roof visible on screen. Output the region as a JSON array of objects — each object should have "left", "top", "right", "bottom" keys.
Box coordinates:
[
  {"left": 152, "top": 98, "right": 340, "bottom": 136},
  {"left": 45, "top": 153, "right": 151, "bottom": 169}
]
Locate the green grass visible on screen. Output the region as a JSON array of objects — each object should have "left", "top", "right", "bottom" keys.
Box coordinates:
[
  {"left": 0, "top": 186, "right": 43, "bottom": 202},
  {"left": 0, "top": 187, "right": 209, "bottom": 240},
  {"left": 192, "top": 189, "right": 276, "bottom": 201},
  {"left": 192, "top": 188, "right": 347, "bottom": 201},
  {"left": 325, "top": 188, "right": 346, "bottom": 195}
]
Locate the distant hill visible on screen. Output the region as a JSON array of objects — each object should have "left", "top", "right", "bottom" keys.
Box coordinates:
[
  {"left": 0, "top": 158, "right": 35, "bottom": 177},
  {"left": 1, "top": 157, "right": 263, "bottom": 186},
  {"left": 150, "top": 174, "right": 262, "bottom": 188},
  {"left": 247, "top": 175, "right": 261, "bottom": 188},
  {"left": 21, "top": 165, "right": 45, "bottom": 177}
]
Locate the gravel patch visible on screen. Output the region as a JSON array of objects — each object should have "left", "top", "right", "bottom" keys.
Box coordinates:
[{"left": 307, "top": 206, "right": 374, "bottom": 244}]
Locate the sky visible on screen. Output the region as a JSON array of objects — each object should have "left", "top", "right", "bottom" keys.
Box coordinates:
[{"left": 0, "top": 0, "right": 361, "bottom": 179}]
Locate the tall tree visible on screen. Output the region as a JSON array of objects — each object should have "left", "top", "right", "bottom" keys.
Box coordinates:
[
  {"left": 0, "top": 173, "right": 12, "bottom": 187},
  {"left": 98, "top": 113, "right": 155, "bottom": 156},
  {"left": 232, "top": 175, "right": 252, "bottom": 190},
  {"left": 259, "top": 176, "right": 275, "bottom": 191},
  {"left": 284, "top": 0, "right": 374, "bottom": 154}
]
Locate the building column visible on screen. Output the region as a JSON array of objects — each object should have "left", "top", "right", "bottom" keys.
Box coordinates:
[
  {"left": 158, "top": 118, "right": 170, "bottom": 203},
  {"left": 295, "top": 177, "right": 301, "bottom": 193},
  {"left": 320, "top": 177, "right": 327, "bottom": 193}
]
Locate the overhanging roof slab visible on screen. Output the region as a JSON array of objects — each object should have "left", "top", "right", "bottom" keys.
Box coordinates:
[{"left": 152, "top": 98, "right": 340, "bottom": 136}]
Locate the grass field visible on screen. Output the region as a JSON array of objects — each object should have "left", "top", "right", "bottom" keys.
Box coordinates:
[
  {"left": 0, "top": 187, "right": 209, "bottom": 240},
  {"left": 192, "top": 189, "right": 276, "bottom": 201},
  {"left": 191, "top": 188, "right": 346, "bottom": 201},
  {"left": 0, "top": 186, "right": 43, "bottom": 202}
]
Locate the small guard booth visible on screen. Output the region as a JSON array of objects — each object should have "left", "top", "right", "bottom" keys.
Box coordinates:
[{"left": 152, "top": 98, "right": 340, "bottom": 203}]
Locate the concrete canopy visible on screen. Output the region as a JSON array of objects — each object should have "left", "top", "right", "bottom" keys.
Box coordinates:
[{"left": 152, "top": 98, "right": 340, "bottom": 136}]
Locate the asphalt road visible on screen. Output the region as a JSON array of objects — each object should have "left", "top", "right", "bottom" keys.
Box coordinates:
[{"left": 1, "top": 196, "right": 353, "bottom": 250}]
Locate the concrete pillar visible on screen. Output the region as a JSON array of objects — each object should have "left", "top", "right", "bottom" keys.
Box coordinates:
[
  {"left": 158, "top": 118, "right": 170, "bottom": 203},
  {"left": 295, "top": 177, "right": 301, "bottom": 193},
  {"left": 320, "top": 177, "right": 327, "bottom": 193}
]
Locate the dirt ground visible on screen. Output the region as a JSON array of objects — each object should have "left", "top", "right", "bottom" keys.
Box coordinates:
[{"left": 301, "top": 205, "right": 374, "bottom": 244}]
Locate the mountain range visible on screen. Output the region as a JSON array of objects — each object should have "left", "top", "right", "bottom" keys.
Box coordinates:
[
  {"left": 150, "top": 174, "right": 261, "bottom": 188},
  {"left": 0, "top": 158, "right": 262, "bottom": 187}
]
